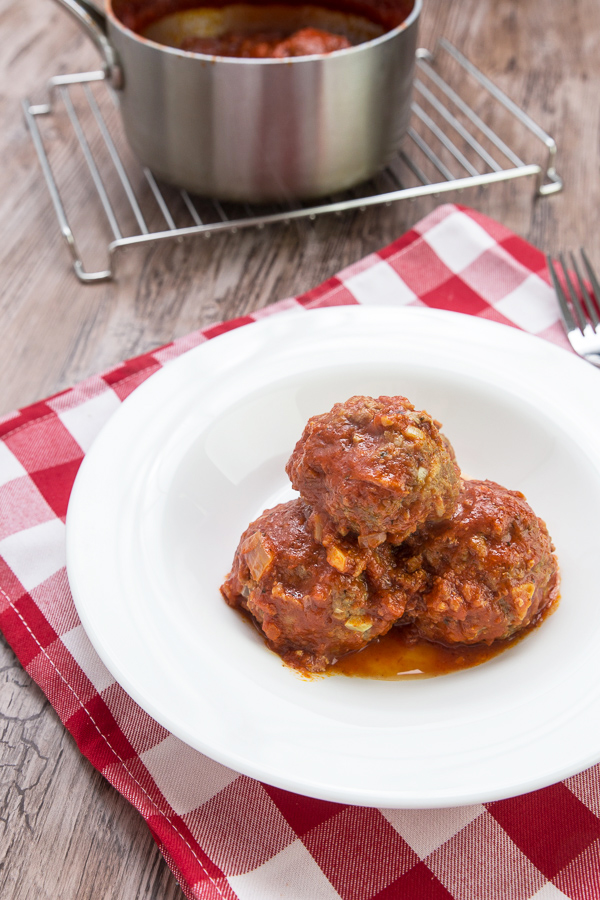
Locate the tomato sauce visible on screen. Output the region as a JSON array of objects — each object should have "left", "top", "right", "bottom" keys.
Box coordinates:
[
  {"left": 180, "top": 26, "right": 352, "bottom": 56},
  {"left": 234, "top": 594, "right": 558, "bottom": 680},
  {"left": 331, "top": 626, "right": 521, "bottom": 678},
  {"left": 331, "top": 600, "right": 559, "bottom": 680},
  {"left": 112, "top": 0, "right": 415, "bottom": 36}
]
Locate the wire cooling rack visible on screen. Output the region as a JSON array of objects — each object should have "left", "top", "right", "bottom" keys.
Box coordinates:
[{"left": 23, "top": 38, "right": 562, "bottom": 283}]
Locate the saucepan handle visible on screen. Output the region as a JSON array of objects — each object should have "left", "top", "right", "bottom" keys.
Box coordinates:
[{"left": 51, "top": 0, "right": 123, "bottom": 88}]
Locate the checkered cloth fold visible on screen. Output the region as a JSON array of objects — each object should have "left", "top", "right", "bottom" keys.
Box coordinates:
[{"left": 1, "top": 204, "right": 598, "bottom": 900}]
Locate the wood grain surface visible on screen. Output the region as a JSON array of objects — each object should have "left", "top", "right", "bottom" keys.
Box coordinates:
[{"left": 1, "top": 0, "right": 599, "bottom": 896}]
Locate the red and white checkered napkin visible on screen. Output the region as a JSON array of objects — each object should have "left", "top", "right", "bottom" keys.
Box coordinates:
[{"left": 1, "top": 203, "right": 597, "bottom": 900}]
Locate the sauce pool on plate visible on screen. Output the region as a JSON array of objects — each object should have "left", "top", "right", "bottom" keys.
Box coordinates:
[
  {"left": 331, "top": 602, "right": 558, "bottom": 680},
  {"left": 235, "top": 597, "right": 558, "bottom": 680}
]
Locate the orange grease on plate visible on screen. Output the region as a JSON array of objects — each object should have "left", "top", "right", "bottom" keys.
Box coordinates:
[{"left": 331, "top": 601, "right": 559, "bottom": 680}]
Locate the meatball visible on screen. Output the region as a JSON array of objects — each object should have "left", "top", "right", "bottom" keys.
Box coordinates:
[
  {"left": 270, "top": 27, "right": 352, "bottom": 57},
  {"left": 181, "top": 27, "right": 351, "bottom": 58},
  {"left": 396, "top": 479, "right": 560, "bottom": 645},
  {"left": 286, "top": 395, "right": 461, "bottom": 547},
  {"left": 220, "top": 499, "right": 401, "bottom": 672}
]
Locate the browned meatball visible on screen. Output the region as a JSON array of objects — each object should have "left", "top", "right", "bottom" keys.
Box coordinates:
[
  {"left": 181, "top": 27, "right": 351, "bottom": 58},
  {"left": 270, "top": 27, "right": 352, "bottom": 56},
  {"left": 286, "top": 395, "right": 461, "bottom": 548},
  {"left": 220, "top": 499, "right": 401, "bottom": 672},
  {"left": 396, "top": 479, "right": 560, "bottom": 645}
]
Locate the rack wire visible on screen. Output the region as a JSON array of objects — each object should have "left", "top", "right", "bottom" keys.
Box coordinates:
[{"left": 23, "top": 38, "right": 562, "bottom": 283}]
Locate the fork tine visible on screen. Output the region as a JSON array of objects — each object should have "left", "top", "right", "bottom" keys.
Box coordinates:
[
  {"left": 559, "top": 252, "right": 588, "bottom": 332},
  {"left": 547, "top": 255, "right": 578, "bottom": 333},
  {"left": 570, "top": 251, "right": 600, "bottom": 329},
  {"left": 581, "top": 247, "right": 600, "bottom": 310}
]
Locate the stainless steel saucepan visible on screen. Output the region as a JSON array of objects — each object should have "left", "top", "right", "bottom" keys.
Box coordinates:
[{"left": 52, "top": 0, "right": 421, "bottom": 202}]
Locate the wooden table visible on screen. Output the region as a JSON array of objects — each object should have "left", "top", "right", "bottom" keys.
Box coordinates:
[{"left": 1, "top": 0, "right": 598, "bottom": 896}]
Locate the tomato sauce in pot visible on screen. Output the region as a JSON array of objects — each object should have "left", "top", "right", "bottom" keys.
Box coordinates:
[
  {"left": 178, "top": 26, "right": 352, "bottom": 56},
  {"left": 112, "top": 1, "right": 416, "bottom": 58},
  {"left": 112, "top": 0, "right": 415, "bottom": 36}
]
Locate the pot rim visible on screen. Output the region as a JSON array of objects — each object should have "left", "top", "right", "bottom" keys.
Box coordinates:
[{"left": 105, "top": 0, "right": 421, "bottom": 63}]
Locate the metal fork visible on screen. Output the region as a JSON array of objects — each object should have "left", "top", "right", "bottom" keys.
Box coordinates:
[{"left": 547, "top": 249, "right": 600, "bottom": 368}]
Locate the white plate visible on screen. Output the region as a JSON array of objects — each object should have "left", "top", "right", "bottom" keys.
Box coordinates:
[{"left": 66, "top": 306, "right": 600, "bottom": 808}]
